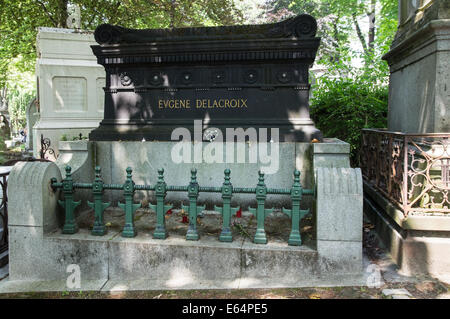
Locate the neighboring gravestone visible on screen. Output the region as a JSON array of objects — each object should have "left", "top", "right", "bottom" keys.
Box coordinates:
[
  {"left": 0, "top": 114, "right": 9, "bottom": 152},
  {"left": 0, "top": 115, "right": 10, "bottom": 139},
  {"left": 0, "top": 92, "right": 10, "bottom": 150},
  {"left": 25, "top": 97, "right": 39, "bottom": 151},
  {"left": 33, "top": 27, "right": 106, "bottom": 158},
  {"left": 89, "top": 14, "right": 322, "bottom": 142},
  {"left": 66, "top": 4, "right": 81, "bottom": 29}
]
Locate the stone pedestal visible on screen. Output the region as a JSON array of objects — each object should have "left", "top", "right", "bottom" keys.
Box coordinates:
[
  {"left": 383, "top": 0, "right": 450, "bottom": 133},
  {"left": 365, "top": 0, "right": 450, "bottom": 281},
  {"left": 25, "top": 98, "right": 39, "bottom": 151}
]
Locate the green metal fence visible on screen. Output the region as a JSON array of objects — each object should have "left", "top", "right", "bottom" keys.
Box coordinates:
[{"left": 51, "top": 166, "right": 314, "bottom": 246}]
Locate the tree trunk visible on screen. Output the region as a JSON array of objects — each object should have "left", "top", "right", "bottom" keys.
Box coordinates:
[
  {"left": 368, "top": 0, "right": 376, "bottom": 53},
  {"left": 331, "top": 16, "right": 341, "bottom": 63},
  {"left": 169, "top": 0, "right": 176, "bottom": 28},
  {"left": 352, "top": 13, "right": 368, "bottom": 54},
  {"left": 56, "top": 0, "right": 69, "bottom": 28}
]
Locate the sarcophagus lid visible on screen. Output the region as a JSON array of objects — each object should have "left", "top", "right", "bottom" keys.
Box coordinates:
[{"left": 90, "top": 14, "right": 322, "bottom": 142}]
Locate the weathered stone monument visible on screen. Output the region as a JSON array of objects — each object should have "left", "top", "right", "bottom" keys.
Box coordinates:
[
  {"left": 25, "top": 98, "right": 39, "bottom": 151},
  {"left": 2, "top": 15, "right": 364, "bottom": 292},
  {"left": 33, "top": 27, "right": 105, "bottom": 158},
  {"left": 362, "top": 0, "right": 450, "bottom": 281},
  {"left": 384, "top": 0, "right": 449, "bottom": 133}
]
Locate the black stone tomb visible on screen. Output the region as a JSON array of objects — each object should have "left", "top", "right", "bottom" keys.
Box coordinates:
[{"left": 90, "top": 14, "right": 322, "bottom": 142}]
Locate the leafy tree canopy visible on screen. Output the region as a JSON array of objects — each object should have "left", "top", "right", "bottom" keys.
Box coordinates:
[
  {"left": 0, "top": 0, "right": 243, "bottom": 86},
  {"left": 261, "top": 0, "right": 397, "bottom": 75}
]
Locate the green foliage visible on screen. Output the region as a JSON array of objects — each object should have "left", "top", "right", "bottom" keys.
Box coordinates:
[
  {"left": 0, "top": 131, "right": 6, "bottom": 152},
  {"left": 60, "top": 133, "right": 88, "bottom": 141},
  {"left": 0, "top": 0, "right": 243, "bottom": 86},
  {"left": 311, "top": 67, "right": 388, "bottom": 166},
  {"left": 1, "top": 58, "right": 36, "bottom": 134},
  {"left": 72, "top": 134, "right": 87, "bottom": 141},
  {"left": 264, "top": 0, "right": 398, "bottom": 68},
  {"left": 7, "top": 88, "right": 35, "bottom": 133}
]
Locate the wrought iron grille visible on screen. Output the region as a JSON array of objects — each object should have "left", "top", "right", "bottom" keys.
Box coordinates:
[
  {"left": 40, "top": 134, "right": 57, "bottom": 161},
  {"left": 361, "top": 129, "right": 450, "bottom": 216}
]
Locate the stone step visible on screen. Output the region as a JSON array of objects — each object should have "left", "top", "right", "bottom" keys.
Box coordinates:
[{"left": 8, "top": 228, "right": 364, "bottom": 287}]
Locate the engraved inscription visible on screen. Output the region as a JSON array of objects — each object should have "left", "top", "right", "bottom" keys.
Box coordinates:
[
  {"left": 53, "top": 77, "right": 87, "bottom": 112},
  {"left": 158, "top": 99, "right": 248, "bottom": 109}
]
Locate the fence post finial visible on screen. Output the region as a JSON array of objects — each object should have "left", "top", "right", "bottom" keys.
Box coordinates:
[
  {"left": 283, "top": 170, "right": 309, "bottom": 246},
  {"left": 58, "top": 165, "right": 81, "bottom": 234},
  {"left": 183, "top": 167, "right": 204, "bottom": 241},
  {"left": 87, "top": 166, "right": 111, "bottom": 236},
  {"left": 249, "top": 169, "right": 272, "bottom": 244},
  {"left": 118, "top": 166, "right": 141, "bottom": 237},
  {"left": 215, "top": 169, "right": 239, "bottom": 242},
  {"left": 150, "top": 168, "right": 172, "bottom": 239}
]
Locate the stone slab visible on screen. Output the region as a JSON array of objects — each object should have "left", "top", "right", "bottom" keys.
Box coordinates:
[
  {"left": 9, "top": 226, "right": 109, "bottom": 281},
  {"left": 382, "top": 288, "right": 412, "bottom": 299},
  {"left": 102, "top": 278, "right": 240, "bottom": 291},
  {"left": 7, "top": 223, "right": 364, "bottom": 287},
  {"left": 240, "top": 241, "right": 320, "bottom": 282},
  {"left": 108, "top": 233, "right": 243, "bottom": 281},
  {"left": 0, "top": 272, "right": 368, "bottom": 294},
  {"left": 317, "top": 240, "right": 363, "bottom": 274},
  {"left": 312, "top": 139, "right": 351, "bottom": 169},
  {"left": 312, "top": 138, "right": 350, "bottom": 154},
  {"left": 0, "top": 278, "right": 107, "bottom": 293},
  {"left": 316, "top": 167, "right": 363, "bottom": 242}
]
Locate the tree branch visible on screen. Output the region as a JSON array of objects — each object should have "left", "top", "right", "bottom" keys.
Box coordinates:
[
  {"left": 352, "top": 13, "right": 367, "bottom": 54},
  {"left": 367, "top": 0, "right": 376, "bottom": 52},
  {"left": 34, "top": 0, "right": 58, "bottom": 27}
]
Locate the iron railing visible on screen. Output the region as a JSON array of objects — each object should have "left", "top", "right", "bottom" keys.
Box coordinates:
[
  {"left": 51, "top": 166, "right": 313, "bottom": 246},
  {"left": 361, "top": 129, "right": 450, "bottom": 217},
  {"left": 40, "top": 134, "right": 57, "bottom": 161}
]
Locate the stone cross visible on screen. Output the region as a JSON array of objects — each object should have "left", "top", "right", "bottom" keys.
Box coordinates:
[{"left": 67, "top": 4, "right": 81, "bottom": 29}]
